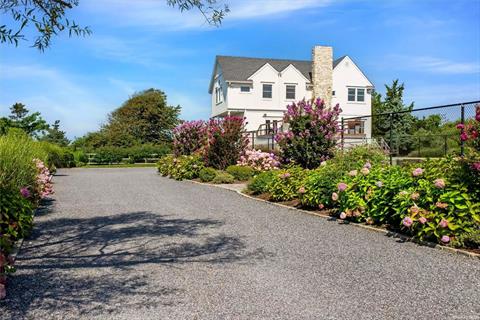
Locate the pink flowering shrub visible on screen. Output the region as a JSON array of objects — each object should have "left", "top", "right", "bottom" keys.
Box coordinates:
[
  {"left": 275, "top": 98, "right": 341, "bottom": 169},
  {"left": 33, "top": 159, "right": 54, "bottom": 199},
  {"left": 172, "top": 120, "right": 207, "bottom": 156},
  {"left": 456, "top": 105, "right": 480, "bottom": 199},
  {"left": 237, "top": 148, "right": 280, "bottom": 171},
  {"left": 334, "top": 157, "right": 480, "bottom": 245},
  {"left": 204, "top": 116, "right": 249, "bottom": 170},
  {"left": 265, "top": 166, "right": 309, "bottom": 201}
]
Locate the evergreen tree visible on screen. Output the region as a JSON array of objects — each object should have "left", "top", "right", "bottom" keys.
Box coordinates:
[{"left": 40, "top": 120, "right": 70, "bottom": 146}]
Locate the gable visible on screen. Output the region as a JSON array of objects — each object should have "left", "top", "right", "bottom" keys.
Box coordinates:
[{"left": 333, "top": 56, "right": 373, "bottom": 87}]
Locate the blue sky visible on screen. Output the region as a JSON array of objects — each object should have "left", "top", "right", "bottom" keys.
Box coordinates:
[{"left": 0, "top": 0, "right": 479, "bottom": 139}]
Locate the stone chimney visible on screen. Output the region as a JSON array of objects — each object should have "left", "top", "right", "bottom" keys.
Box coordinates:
[{"left": 312, "top": 45, "right": 333, "bottom": 107}]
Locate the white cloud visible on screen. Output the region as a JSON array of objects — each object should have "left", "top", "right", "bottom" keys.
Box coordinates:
[
  {"left": 384, "top": 55, "right": 480, "bottom": 75},
  {"left": 81, "top": 0, "right": 333, "bottom": 30},
  {"left": 0, "top": 63, "right": 114, "bottom": 138}
]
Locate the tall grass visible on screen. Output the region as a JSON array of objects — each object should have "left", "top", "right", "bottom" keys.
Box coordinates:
[{"left": 0, "top": 129, "right": 48, "bottom": 191}]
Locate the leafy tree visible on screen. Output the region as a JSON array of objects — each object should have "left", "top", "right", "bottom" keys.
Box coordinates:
[
  {"left": 1, "top": 0, "right": 229, "bottom": 50},
  {"left": 2, "top": 103, "right": 49, "bottom": 137},
  {"left": 372, "top": 80, "right": 415, "bottom": 155},
  {"left": 40, "top": 120, "right": 70, "bottom": 146}
]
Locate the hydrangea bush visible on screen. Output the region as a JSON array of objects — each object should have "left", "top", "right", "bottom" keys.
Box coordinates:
[
  {"left": 172, "top": 120, "right": 207, "bottom": 156},
  {"left": 275, "top": 98, "right": 341, "bottom": 169},
  {"left": 237, "top": 148, "right": 280, "bottom": 171}
]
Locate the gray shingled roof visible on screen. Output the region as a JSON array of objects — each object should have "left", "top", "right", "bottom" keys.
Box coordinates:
[{"left": 215, "top": 55, "right": 346, "bottom": 83}]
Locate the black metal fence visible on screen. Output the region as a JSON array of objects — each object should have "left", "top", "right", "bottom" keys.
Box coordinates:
[{"left": 340, "top": 101, "right": 480, "bottom": 163}]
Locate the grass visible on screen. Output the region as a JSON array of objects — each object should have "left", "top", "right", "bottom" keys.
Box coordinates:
[{"left": 81, "top": 163, "right": 157, "bottom": 168}]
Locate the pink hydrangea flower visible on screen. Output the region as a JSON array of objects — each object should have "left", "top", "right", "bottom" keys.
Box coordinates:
[
  {"left": 410, "top": 192, "right": 420, "bottom": 200},
  {"left": 337, "top": 182, "right": 347, "bottom": 192},
  {"left": 363, "top": 162, "right": 372, "bottom": 169},
  {"left": 366, "top": 217, "right": 374, "bottom": 225},
  {"left": 20, "top": 187, "right": 30, "bottom": 198},
  {"left": 439, "top": 219, "right": 449, "bottom": 228},
  {"left": 361, "top": 167, "right": 370, "bottom": 175},
  {"left": 441, "top": 235, "right": 450, "bottom": 244},
  {"left": 339, "top": 212, "right": 347, "bottom": 220},
  {"left": 434, "top": 179, "right": 445, "bottom": 189},
  {"left": 402, "top": 217, "right": 413, "bottom": 227},
  {"left": 410, "top": 206, "right": 419, "bottom": 214},
  {"left": 298, "top": 187, "right": 306, "bottom": 194},
  {"left": 460, "top": 132, "right": 468, "bottom": 141},
  {"left": 375, "top": 181, "right": 383, "bottom": 188},
  {"left": 331, "top": 192, "right": 339, "bottom": 201},
  {"left": 471, "top": 162, "right": 480, "bottom": 171},
  {"left": 436, "top": 202, "right": 448, "bottom": 209},
  {"left": 412, "top": 168, "right": 423, "bottom": 177},
  {"left": 279, "top": 172, "right": 291, "bottom": 179},
  {"left": 418, "top": 217, "right": 427, "bottom": 224},
  {"left": 318, "top": 203, "right": 325, "bottom": 210},
  {"left": 348, "top": 170, "right": 357, "bottom": 177},
  {"left": 455, "top": 123, "right": 465, "bottom": 130}
]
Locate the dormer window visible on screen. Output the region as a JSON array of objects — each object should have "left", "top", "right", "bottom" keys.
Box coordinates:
[
  {"left": 348, "top": 87, "right": 365, "bottom": 102},
  {"left": 262, "top": 84, "right": 273, "bottom": 99},
  {"left": 286, "top": 85, "right": 296, "bottom": 100}
]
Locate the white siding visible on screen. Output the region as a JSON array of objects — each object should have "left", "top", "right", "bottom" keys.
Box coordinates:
[{"left": 332, "top": 56, "right": 373, "bottom": 139}]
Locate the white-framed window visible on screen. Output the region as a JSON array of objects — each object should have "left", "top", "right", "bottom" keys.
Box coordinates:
[
  {"left": 240, "top": 86, "right": 250, "bottom": 93},
  {"left": 262, "top": 84, "right": 273, "bottom": 99},
  {"left": 286, "top": 85, "right": 296, "bottom": 100},
  {"left": 348, "top": 87, "right": 366, "bottom": 102},
  {"left": 215, "top": 86, "right": 223, "bottom": 104}
]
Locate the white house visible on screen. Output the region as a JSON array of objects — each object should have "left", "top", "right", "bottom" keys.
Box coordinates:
[{"left": 208, "top": 45, "right": 374, "bottom": 143}]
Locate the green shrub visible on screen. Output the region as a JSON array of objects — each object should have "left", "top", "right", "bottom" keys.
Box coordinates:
[
  {"left": 37, "top": 142, "right": 75, "bottom": 168},
  {"left": 247, "top": 170, "right": 278, "bottom": 195},
  {"left": 268, "top": 166, "right": 308, "bottom": 201},
  {"left": 452, "top": 228, "right": 480, "bottom": 249},
  {"left": 226, "top": 165, "right": 254, "bottom": 181},
  {"left": 199, "top": 167, "right": 217, "bottom": 182},
  {"left": 299, "top": 146, "right": 388, "bottom": 209},
  {"left": 0, "top": 130, "right": 48, "bottom": 191},
  {"left": 334, "top": 158, "right": 480, "bottom": 245},
  {"left": 157, "top": 154, "right": 204, "bottom": 180},
  {"left": 212, "top": 171, "right": 235, "bottom": 184}
]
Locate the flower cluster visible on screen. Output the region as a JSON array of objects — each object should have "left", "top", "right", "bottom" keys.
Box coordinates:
[
  {"left": 34, "top": 159, "right": 54, "bottom": 198},
  {"left": 237, "top": 149, "right": 280, "bottom": 171},
  {"left": 173, "top": 120, "right": 207, "bottom": 156},
  {"left": 456, "top": 104, "right": 480, "bottom": 152},
  {"left": 275, "top": 98, "right": 342, "bottom": 169}
]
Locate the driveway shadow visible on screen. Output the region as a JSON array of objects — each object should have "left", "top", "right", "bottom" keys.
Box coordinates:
[{"left": 1, "top": 211, "right": 271, "bottom": 318}]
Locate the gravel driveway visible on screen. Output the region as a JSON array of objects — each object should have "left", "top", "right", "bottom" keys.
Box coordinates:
[{"left": 1, "top": 167, "right": 479, "bottom": 319}]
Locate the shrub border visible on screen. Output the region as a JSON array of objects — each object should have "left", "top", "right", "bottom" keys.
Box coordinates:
[{"left": 185, "top": 179, "right": 480, "bottom": 259}]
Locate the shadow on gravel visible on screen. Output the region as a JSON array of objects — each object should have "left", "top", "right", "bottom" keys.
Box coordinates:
[{"left": 1, "top": 211, "right": 270, "bottom": 318}]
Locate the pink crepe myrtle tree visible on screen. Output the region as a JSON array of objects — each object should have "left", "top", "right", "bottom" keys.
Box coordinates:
[{"left": 275, "top": 98, "right": 342, "bottom": 169}]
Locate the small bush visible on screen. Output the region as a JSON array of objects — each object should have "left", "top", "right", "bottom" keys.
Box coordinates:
[
  {"left": 247, "top": 170, "right": 278, "bottom": 195},
  {"left": 452, "top": 229, "right": 480, "bottom": 249},
  {"left": 226, "top": 165, "right": 254, "bottom": 181},
  {"left": 212, "top": 171, "right": 235, "bottom": 184},
  {"left": 237, "top": 149, "right": 280, "bottom": 171},
  {"left": 268, "top": 166, "right": 309, "bottom": 201},
  {"left": 199, "top": 167, "right": 217, "bottom": 182},
  {"left": 157, "top": 154, "right": 204, "bottom": 180}
]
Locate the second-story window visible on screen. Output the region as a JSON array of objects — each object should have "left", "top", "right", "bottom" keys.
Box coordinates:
[
  {"left": 286, "top": 85, "right": 296, "bottom": 100},
  {"left": 215, "top": 86, "right": 223, "bottom": 104},
  {"left": 348, "top": 88, "right": 366, "bottom": 102},
  {"left": 262, "top": 84, "right": 272, "bottom": 99},
  {"left": 240, "top": 86, "right": 250, "bottom": 93}
]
